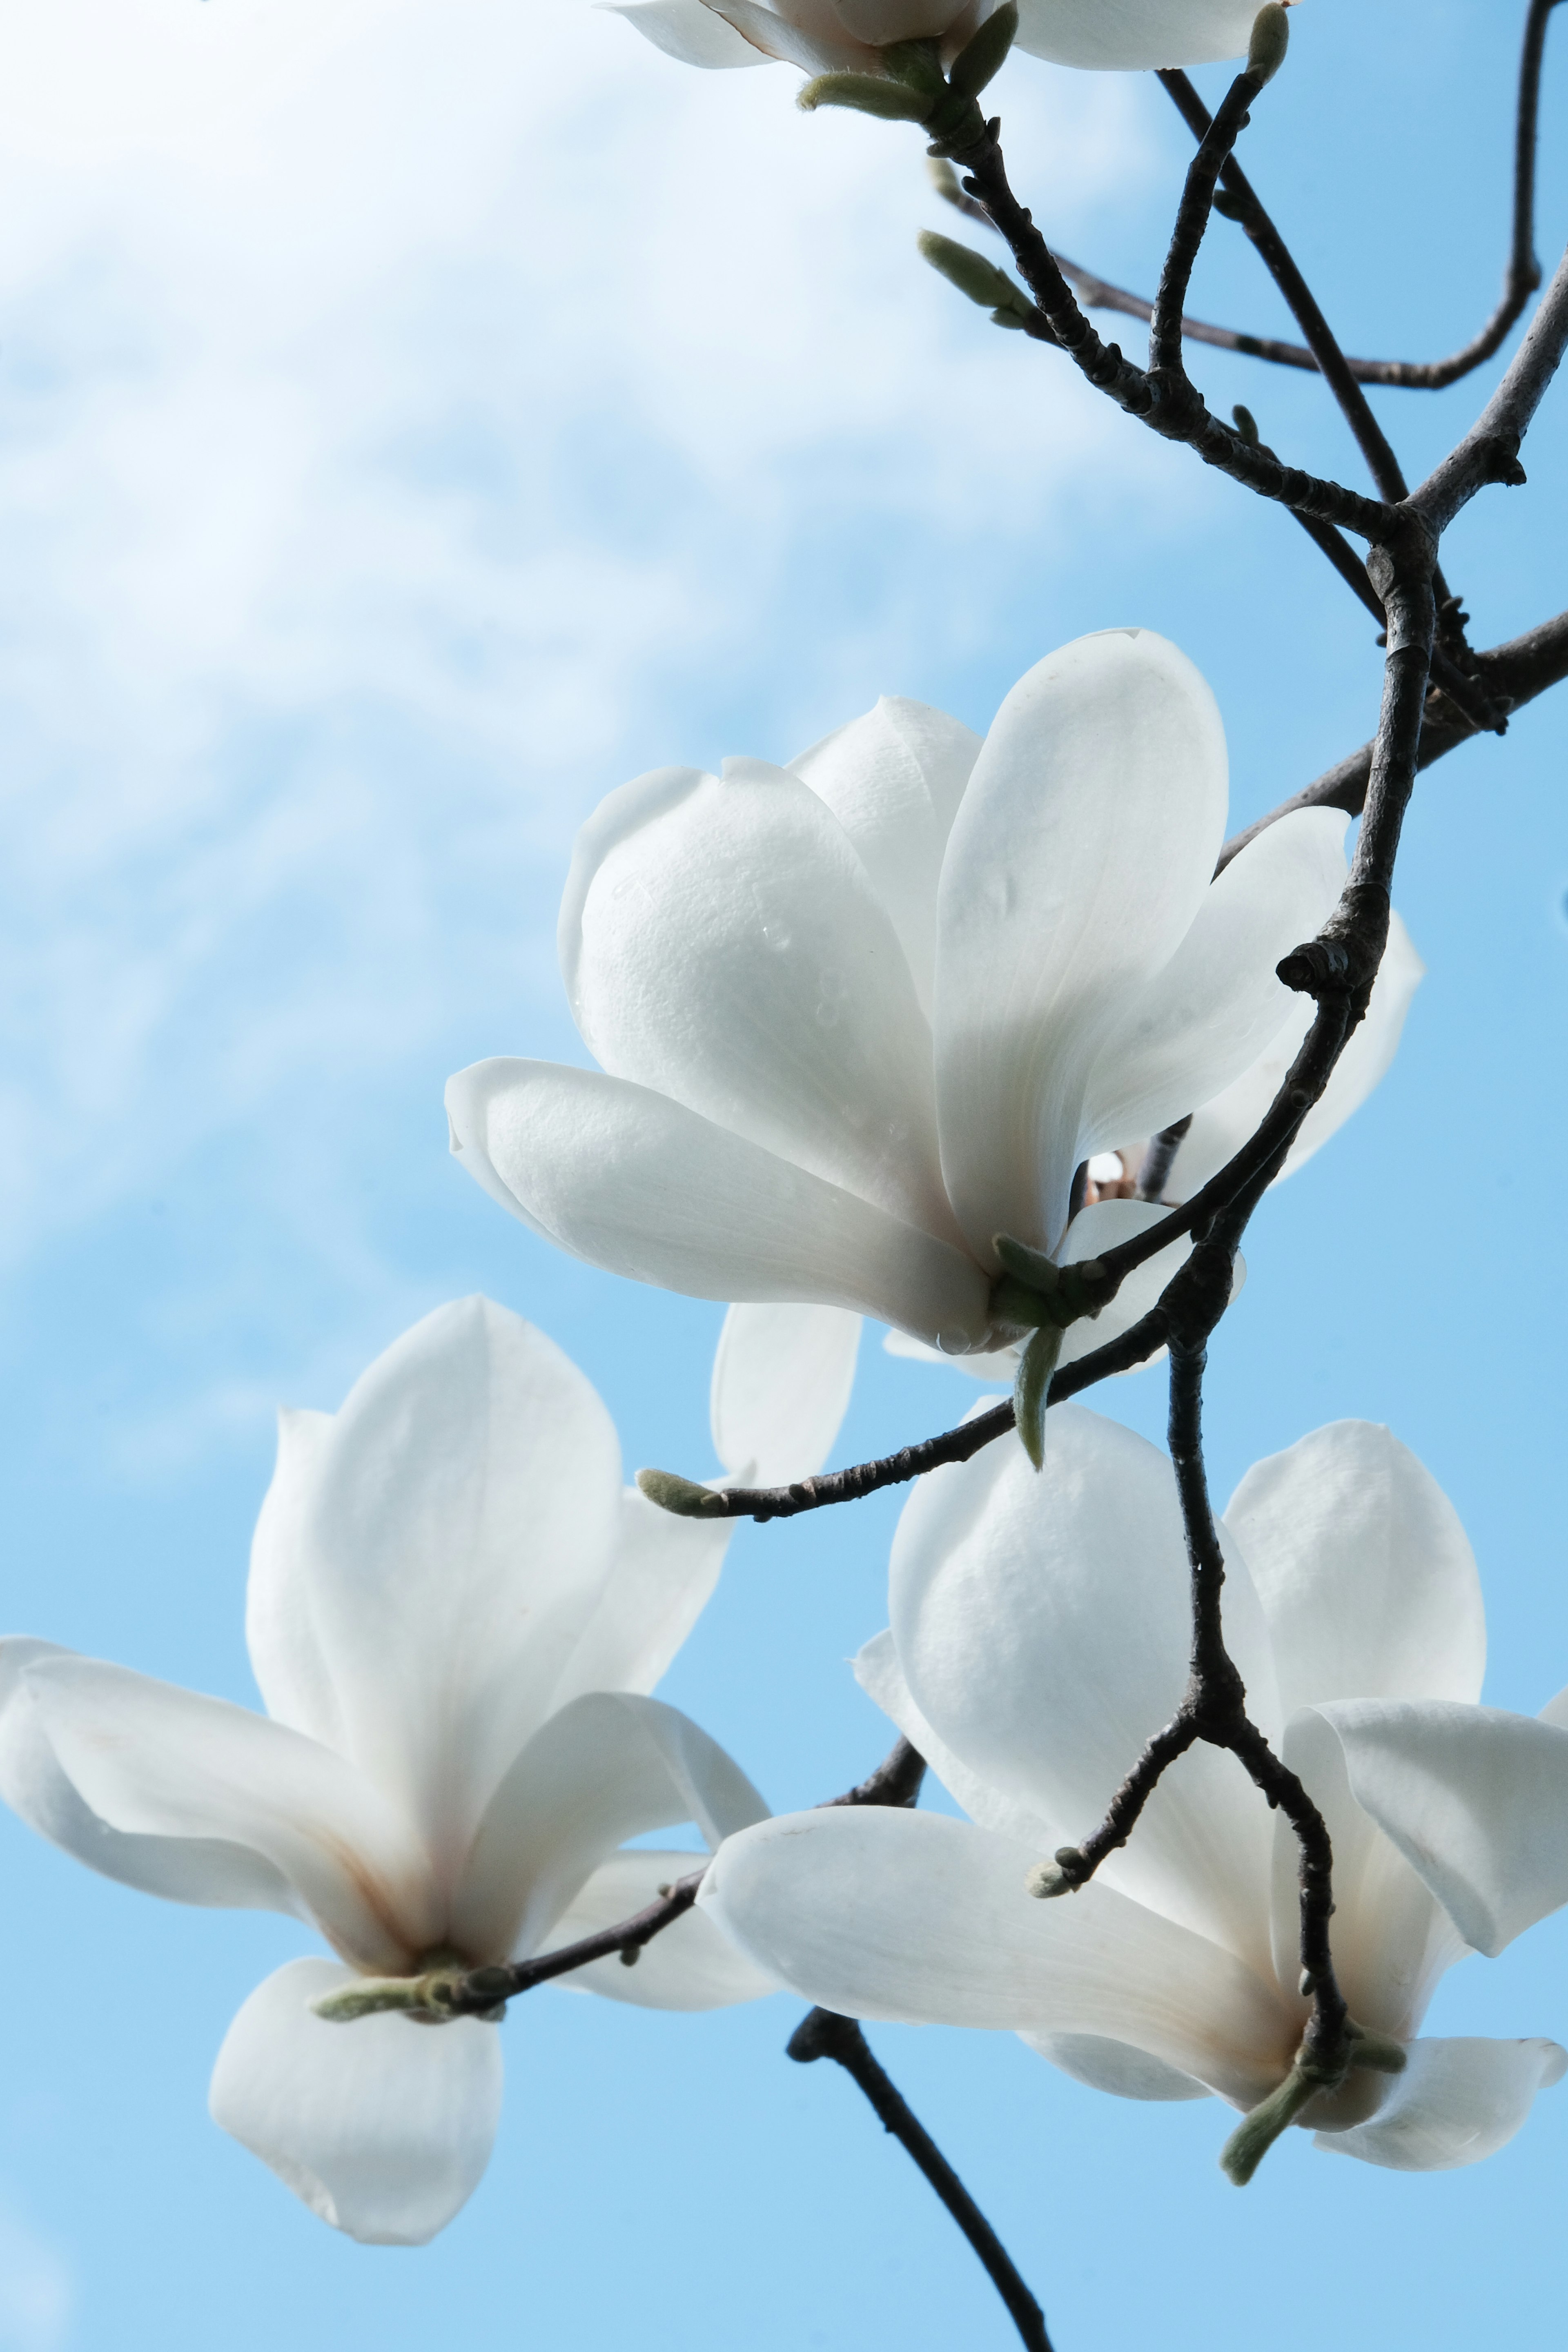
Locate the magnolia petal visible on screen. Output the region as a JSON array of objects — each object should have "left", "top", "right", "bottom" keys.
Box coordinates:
[
  {"left": 210, "top": 1959, "right": 503, "bottom": 2244},
  {"left": 25, "top": 1657, "right": 438, "bottom": 1971},
  {"left": 1082, "top": 809, "right": 1348, "bottom": 1154},
  {"left": 1540, "top": 1685, "right": 1568, "bottom": 1729},
  {"left": 453, "top": 1693, "right": 768, "bottom": 1964},
  {"left": 883, "top": 1203, "right": 1243, "bottom": 1384},
  {"left": 256, "top": 1299, "right": 624, "bottom": 1866},
  {"left": 1011, "top": 0, "right": 1260, "bottom": 70},
  {"left": 1314, "top": 2037, "right": 1566, "bottom": 2172},
  {"left": 446, "top": 1058, "right": 992, "bottom": 1350},
  {"left": 246, "top": 1408, "right": 344, "bottom": 1748},
  {"left": 889, "top": 1403, "right": 1280, "bottom": 1971},
  {"left": 601, "top": 0, "right": 773, "bottom": 65},
  {"left": 1313, "top": 1699, "right": 1568, "bottom": 1958},
  {"left": 561, "top": 760, "right": 952, "bottom": 1239},
  {"left": 935, "top": 630, "right": 1228, "bottom": 1266},
  {"left": 713, "top": 0, "right": 876, "bottom": 70},
  {"left": 791, "top": 696, "right": 980, "bottom": 1018},
  {"left": 710, "top": 1302, "right": 861, "bottom": 1483},
  {"left": 540, "top": 1849, "right": 778, "bottom": 2009},
  {"left": 0, "top": 1639, "right": 298, "bottom": 1915},
  {"left": 1224, "top": 1420, "right": 1485, "bottom": 1717},
  {"left": 701, "top": 1809, "right": 1292, "bottom": 2107},
  {"left": 548, "top": 1488, "right": 732, "bottom": 1711},
  {"left": 1271, "top": 1710, "right": 1461, "bottom": 2045},
  {"left": 884, "top": 1326, "right": 1016, "bottom": 1381},
  {"left": 832, "top": 0, "right": 969, "bottom": 38},
  {"left": 1172, "top": 911, "right": 1424, "bottom": 1200},
  {"left": 853, "top": 1627, "right": 1059, "bottom": 1848},
  {"left": 1022, "top": 2031, "right": 1209, "bottom": 2101}
]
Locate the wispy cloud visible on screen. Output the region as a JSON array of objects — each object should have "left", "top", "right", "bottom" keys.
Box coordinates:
[
  {"left": 0, "top": 2205, "right": 71, "bottom": 2352},
  {"left": 0, "top": 0, "right": 1175, "bottom": 1335}
]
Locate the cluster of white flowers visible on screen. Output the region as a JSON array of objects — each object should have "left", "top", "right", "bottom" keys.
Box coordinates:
[
  {"left": 8, "top": 0, "right": 1565, "bottom": 2306},
  {"left": 8, "top": 620, "right": 1564, "bottom": 2247}
]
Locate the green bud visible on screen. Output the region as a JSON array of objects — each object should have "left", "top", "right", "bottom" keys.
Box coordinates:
[
  {"left": 917, "top": 230, "right": 1028, "bottom": 321},
  {"left": 1247, "top": 2, "right": 1290, "bottom": 84},
  {"left": 1232, "top": 403, "right": 1260, "bottom": 446},
  {"left": 1013, "top": 1319, "right": 1064, "bottom": 1470},
  {"left": 990, "top": 307, "right": 1025, "bottom": 329},
  {"left": 636, "top": 1468, "right": 729, "bottom": 1518},
  {"left": 926, "top": 157, "right": 965, "bottom": 209},
  {"left": 798, "top": 71, "right": 933, "bottom": 122},
  {"left": 1025, "top": 1860, "right": 1069, "bottom": 1898},
  {"left": 1347, "top": 2028, "right": 1408, "bottom": 2076},
  {"left": 1219, "top": 2066, "right": 1317, "bottom": 2185},
  {"left": 312, "top": 1971, "right": 457, "bottom": 2024},
  {"left": 947, "top": 2, "right": 1018, "bottom": 99},
  {"left": 877, "top": 37, "right": 946, "bottom": 97},
  {"left": 994, "top": 1232, "right": 1061, "bottom": 1293}
]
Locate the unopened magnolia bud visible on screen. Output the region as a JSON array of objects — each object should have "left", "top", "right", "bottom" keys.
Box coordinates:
[
  {"left": 1014, "top": 1319, "right": 1064, "bottom": 1470},
  {"left": 799, "top": 71, "right": 933, "bottom": 122},
  {"left": 1232, "top": 403, "right": 1260, "bottom": 446},
  {"left": 1247, "top": 3, "right": 1290, "bottom": 84},
  {"left": 636, "top": 1468, "right": 728, "bottom": 1518},
  {"left": 1347, "top": 2029, "right": 1408, "bottom": 2076},
  {"left": 994, "top": 1233, "right": 1061, "bottom": 1292},
  {"left": 1027, "top": 1845, "right": 1085, "bottom": 1898},
  {"left": 619, "top": 1944, "right": 642, "bottom": 1968},
  {"left": 464, "top": 1966, "right": 515, "bottom": 2003},
  {"left": 918, "top": 231, "right": 1028, "bottom": 323},
  {"left": 1219, "top": 2066, "right": 1315, "bottom": 2185},
  {"left": 927, "top": 157, "right": 965, "bottom": 208},
  {"left": 948, "top": 2, "right": 1018, "bottom": 99}
]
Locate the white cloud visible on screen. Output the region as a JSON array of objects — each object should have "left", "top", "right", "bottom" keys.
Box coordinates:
[
  {"left": 0, "top": 2207, "right": 71, "bottom": 2352},
  {"left": 0, "top": 0, "right": 1176, "bottom": 1274}
]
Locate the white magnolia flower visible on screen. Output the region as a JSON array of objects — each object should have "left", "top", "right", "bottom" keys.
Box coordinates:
[
  {"left": 447, "top": 630, "right": 1350, "bottom": 1380},
  {"left": 0, "top": 1298, "right": 779, "bottom": 2246},
  {"left": 879, "top": 907, "right": 1422, "bottom": 1389},
  {"left": 610, "top": 0, "right": 1271, "bottom": 80},
  {"left": 700, "top": 1408, "right": 1567, "bottom": 2173}
]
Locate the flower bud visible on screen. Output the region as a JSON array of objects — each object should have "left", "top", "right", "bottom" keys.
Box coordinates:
[
  {"left": 947, "top": 3, "right": 1018, "bottom": 100},
  {"left": 636, "top": 1468, "right": 729, "bottom": 1517},
  {"left": 1247, "top": 3, "right": 1290, "bottom": 85},
  {"left": 918, "top": 230, "right": 1024, "bottom": 313},
  {"left": 798, "top": 71, "right": 933, "bottom": 122}
]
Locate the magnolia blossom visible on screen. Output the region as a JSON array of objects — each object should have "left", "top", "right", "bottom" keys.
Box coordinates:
[
  {"left": 0, "top": 1299, "right": 784, "bottom": 2245},
  {"left": 610, "top": 0, "right": 1271, "bottom": 80},
  {"left": 879, "top": 908, "right": 1422, "bottom": 1388},
  {"left": 701, "top": 1408, "right": 1567, "bottom": 2172},
  {"left": 448, "top": 630, "right": 1351, "bottom": 1382}
]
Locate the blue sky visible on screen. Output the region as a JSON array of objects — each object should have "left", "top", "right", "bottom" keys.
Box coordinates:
[{"left": 1, "top": 1, "right": 1566, "bottom": 2346}]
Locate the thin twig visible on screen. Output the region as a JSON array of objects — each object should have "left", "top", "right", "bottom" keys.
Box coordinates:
[
  {"left": 1216, "top": 603, "right": 1568, "bottom": 869},
  {"left": 948, "top": 121, "right": 1389, "bottom": 539},
  {"left": 787, "top": 2008, "right": 1054, "bottom": 2352},
  {"left": 435, "top": 1736, "right": 927, "bottom": 2016},
  {"left": 1136, "top": 1116, "right": 1192, "bottom": 1203},
  {"left": 1011, "top": 0, "right": 1564, "bottom": 389},
  {"left": 1150, "top": 65, "right": 1268, "bottom": 375},
  {"left": 1156, "top": 69, "right": 1413, "bottom": 506},
  {"left": 1412, "top": 237, "right": 1568, "bottom": 532}
]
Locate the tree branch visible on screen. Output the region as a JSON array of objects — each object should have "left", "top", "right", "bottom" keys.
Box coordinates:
[
  {"left": 1412, "top": 237, "right": 1568, "bottom": 533},
  {"left": 1216, "top": 604, "right": 1568, "bottom": 869},
  {"left": 947, "top": 120, "right": 1389, "bottom": 538},
  {"left": 992, "top": 0, "right": 1564, "bottom": 392},
  {"left": 429, "top": 1737, "right": 927, "bottom": 2017},
  {"left": 787, "top": 2008, "right": 1054, "bottom": 2352}
]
